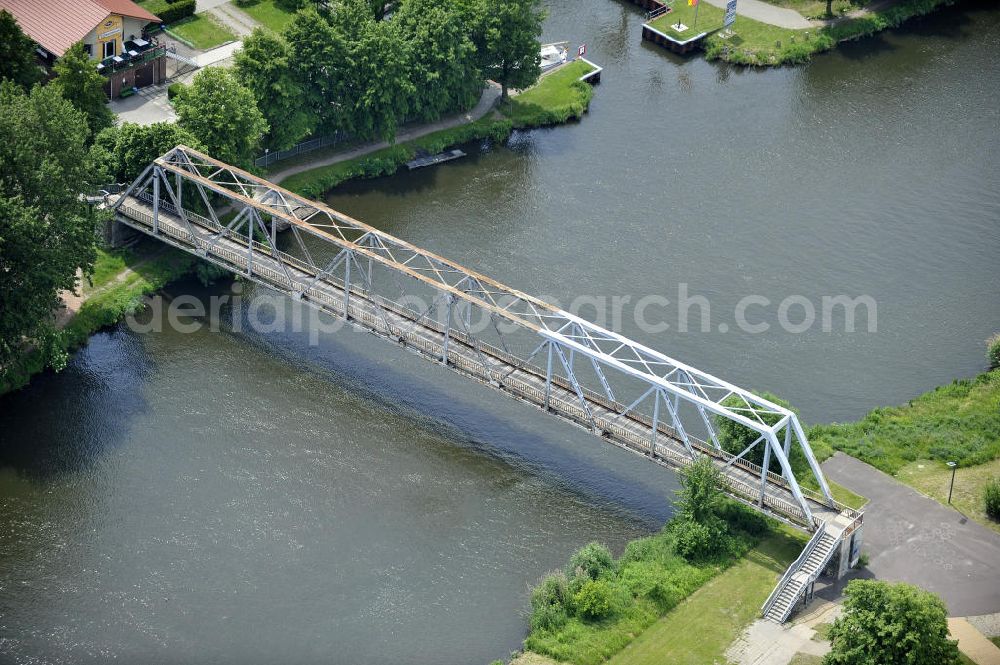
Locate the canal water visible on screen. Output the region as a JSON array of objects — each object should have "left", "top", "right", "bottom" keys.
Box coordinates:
[{"left": 2, "top": 1, "right": 998, "bottom": 663}]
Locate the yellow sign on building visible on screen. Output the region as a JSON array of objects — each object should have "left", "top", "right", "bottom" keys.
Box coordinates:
[{"left": 96, "top": 15, "right": 123, "bottom": 58}]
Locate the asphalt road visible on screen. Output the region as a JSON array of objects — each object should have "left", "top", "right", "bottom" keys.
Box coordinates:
[{"left": 821, "top": 452, "right": 1000, "bottom": 617}]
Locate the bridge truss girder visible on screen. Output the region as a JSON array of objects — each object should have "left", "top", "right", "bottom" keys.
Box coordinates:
[{"left": 112, "top": 146, "right": 836, "bottom": 527}]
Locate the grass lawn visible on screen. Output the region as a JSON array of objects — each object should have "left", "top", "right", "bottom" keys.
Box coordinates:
[
  {"left": 789, "top": 654, "right": 824, "bottom": 665},
  {"left": 649, "top": 6, "right": 831, "bottom": 65},
  {"left": 240, "top": 0, "right": 296, "bottom": 33},
  {"left": 649, "top": 0, "right": 953, "bottom": 65},
  {"left": 764, "top": 0, "right": 857, "bottom": 19},
  {"left": 606, "top": 526, "right": 807, "bottom": 665},
  {"left": 808, "top": 369, "right": 1000, "bottom": 532},
  {"left": 503, "top": 60, "right": 596, "bottom": 128},
  {"left": 85, "top": 247, "right": 131, "bottom": 295},
  {"left": 166, "top": 14, "right": 237, "bottom": 50},
  {"left": 897, "top": 458, "right": 1000, "bottom": 534}
]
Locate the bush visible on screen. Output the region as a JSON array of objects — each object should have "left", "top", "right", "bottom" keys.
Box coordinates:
[
  {"left": 670, "top": 518, "right": 712, "bottom": 560},
  {"left": 569, "top": 542, "right": 615, "bottom": 580},
  {"left": 167, "top": 82, "right": 185, "bottom": 101},
  {"left": 984, "top": 477, "right": 1000, "bottom": 522},
  {"left": 572, "top": 579, "right": 615, "bottom": 620},
  {"left": 529, "top": 571, "right": 570, "bottom": 632},
  {"left": 988, "top": 333, "right": 1000, "bottom": 369},
  {"left": 143, "top": 0, "right": 196, "bottom": 24}
]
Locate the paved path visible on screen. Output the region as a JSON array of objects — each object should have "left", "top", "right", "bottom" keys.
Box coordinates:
[
  {"left": 949, "top": 618, "right": 1000, "bottom": 665},
  {"left": 270, "top": 83, "right": 503, "bottom": 184},
  {"left": 703, "top": 0, "right": 813, "bottom": 29},
  {"left": 110, "top": 81, "right": 177, "bottom": 125},
  {"left": 195, "top": 0, "right": 231, "bottom": 12},
  {"left": 192, "top": 40, "right": 242, "bottom": 68},
  {"left": 822, "top": 452, "right": 1000, "bottom": 617}
]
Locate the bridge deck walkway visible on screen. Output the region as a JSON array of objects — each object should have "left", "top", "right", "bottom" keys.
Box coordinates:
[{"left": 114, "top": 195, "right": 846, "bottom": 531}]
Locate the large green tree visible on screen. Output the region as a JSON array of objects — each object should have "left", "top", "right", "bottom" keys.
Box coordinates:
[
  {"left": 476, "top": 0, "right": 544, "bottom": 99},
  {"left": 234, "top": 28, "right": 315, "bottom": 150},
  {"left": 92, "top": 122, "right": 204, "bottom": 184},
  {"left": 394, "top": 0, "right": 481, "bottom": 122},
  {"left": 52, "top": 43, "right": 114, "bottom": 139},
  {"left": 0, "top": 82, "right": 98, "bottom": 370},
  {"left": 173, "top": 67, "right": 268, "bottom": 166},
  {"left": 283, "top": 7, "right": 353, "bottom": 135},
  {"left": 0, "top": 10, "right": 42, "bottom": 91},
  {"left": 825, "top": 580, "right": 960, "bottom": 665},
  {"left": 350, "top": 19, "right": 412, "bottom": 141}
]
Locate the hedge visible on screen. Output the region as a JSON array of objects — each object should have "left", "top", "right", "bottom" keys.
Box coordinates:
[{"left": 141, "top": 0, "right": 196, "bottom": 25}]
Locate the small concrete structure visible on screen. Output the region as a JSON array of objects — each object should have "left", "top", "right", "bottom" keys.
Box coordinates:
[{"left": 642, "top": 22, "right": 710, "bottom": 55}]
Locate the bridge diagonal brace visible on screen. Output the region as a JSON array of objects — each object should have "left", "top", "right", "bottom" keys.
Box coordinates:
[
  {"left": 249, "top": 209, "right": 297, "bottom": 289},
  {"left": 301, "top": 248, "right": 353, "bottom": 299},
  {"left": 608, "top": 385, "right": 657, "bottom": 426},
  {"left": 156, "top": 167, "right": 203, "bottom": 249},
  {"left": 723, "top": 434, "right": 765, "bottom": 471},
  {"left": 590, "top": 356, "right": 617, "bottom": 403},
  {"left": 202, "top": 206, "right": 254, "bottom": 257},
  {"left": 347, "top": 251, "right": 400, "bottom": 338},
  {"left": 550, "top": 341, "right": 598, "bottom": 432},
  {"left": 660, "top": 389, "right": 695, "bottom": 458}
]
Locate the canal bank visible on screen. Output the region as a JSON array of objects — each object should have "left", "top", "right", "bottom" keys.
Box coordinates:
[
  {"left": 641, "top": 0, "right": 957, "bottom": 65},
  {"left": 1, "top": 0, "right": 997, "bottom": 663},
  {"left": 277, "top": 59, "right": 601, "bottom": 198}
]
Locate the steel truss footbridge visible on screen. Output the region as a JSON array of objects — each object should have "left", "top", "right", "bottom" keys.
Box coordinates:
[{"left": 105, "top": 147, "right": 862, "bottom": 567}]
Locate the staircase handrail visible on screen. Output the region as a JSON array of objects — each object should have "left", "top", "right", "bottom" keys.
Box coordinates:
[{"left": 761, "top": 521, "right": 826, "bottom": 617}]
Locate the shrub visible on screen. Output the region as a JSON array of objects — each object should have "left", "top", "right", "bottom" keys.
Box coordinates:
[
  {"left": 676, "top": 456, "right": 724, "bottom": 524},
  {"left": 620, "top": 532, "right": 677, "bottom": 567},
  {"left": 569, "top": 542, "right": 615, "bottom": 580},
  {"left": 167, "top": 82, "right": 185, "bottom": 101},
  {"left": 143, "top": 0, "right": 196, "bottom": 24},
  {"left": 572, "top": 579, "right": 615, "bottom": 620},
  {"left": 984, "top": 477, "right": 1000, "bottom": 522},
  {"left": 670, "top": 518, "right": 712, "bottom": 560},
  {"left": 988, "top": 333, "right": 1000, "bottom": 369},
  {"left": 529, "top": 571, "right": 570, "bottom": 632}
]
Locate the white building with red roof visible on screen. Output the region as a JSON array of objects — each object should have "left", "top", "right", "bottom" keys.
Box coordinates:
[{"left": 0, "top": 0, "right": 167, "bottom": 97}]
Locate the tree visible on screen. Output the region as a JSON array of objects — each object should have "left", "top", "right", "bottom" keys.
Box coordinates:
[
  {"left": 173, "top": 67, "right": 268, "bottom": 166},
  {"left": 825, "top": 580, "right": 960, "bottom": 665},
  {"left": 394, "top": 0, "right": 481, "bottom": 122},
  {"left": 0, "top": 82, "right": 97, "bottom": 371},
  {"left": 477, "top": 0, "right": 544, "bottom": 99},
  {"left": 52, "top": 42, "right": 114, "bottom": 138},
  {"left": 350, "top": 19, "right": 412, "bottom": 141},
  {"left": 92, "top": 122, "right": 204, "bottom": 184},
  {"left": 716, "top": 391, "right": 806, "bottom": 476},
  {"left": 0, "top": 10, "right": 43, "bottom": 91},
  {"left": 675, "top": 456, "right": 724, "bottom": 524},
  {"left": 284, "top": 7, "right": 353, "bottom": 135},
  {"left": 234, "top": 28, "right": 316, "bottom": 150}
]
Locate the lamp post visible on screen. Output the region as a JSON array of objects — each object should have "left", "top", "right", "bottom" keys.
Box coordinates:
[{"left": 946, "top": 461, "right": 957, "bottom": 504}]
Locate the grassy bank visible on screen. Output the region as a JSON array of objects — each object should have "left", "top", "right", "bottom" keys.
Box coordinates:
[
  {"left": 510, "top": 490, "right": 791, "bottom": 665},
  {"left": 0, "top": 242, "right": 199, "bottom": 396},
  {"left": 608, "top": 526, "right": 806, "bottom": 665},
  {"left": 279, "top": 61, "right": 597, "bottom": 198},
  {"left": 809, "top": 368, "right": 1000, "bottom": 531},
  {"left": 509, "top": 522, "right": 807, "bottom": 665},
  {"left": 651, "top": 0, "right": 954, "bottom": 66}
]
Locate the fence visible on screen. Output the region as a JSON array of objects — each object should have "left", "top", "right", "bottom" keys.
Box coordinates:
[{"left": 254, "top": 131, "right": 351, "bottom": 169}]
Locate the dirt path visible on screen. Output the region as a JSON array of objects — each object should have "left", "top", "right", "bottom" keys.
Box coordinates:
[
  {"left": 810, "top": 0, "right": 899, "bottom": 27},
  {"left": 54, "top": 249, "right": 166, "bottom": 330},
  {"left": 269, "top": 83, "right": 502, "bottom": 184},
  {"left": 205, "top": 2, "right": 259, "bottom": 37}
]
